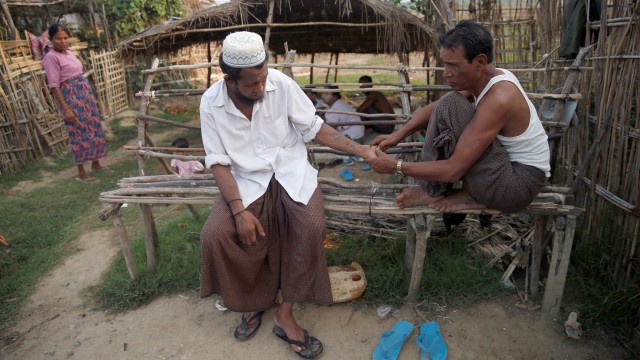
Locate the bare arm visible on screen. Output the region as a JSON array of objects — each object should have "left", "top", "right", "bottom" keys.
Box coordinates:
[
  {"left": 370, "top": 99, "right": 439, "bottom": 151},
  {"left": 50, "top": 88, "right": 76, "bottom": 122},
  {"left": 369, "top": 90, "right": 508, "bottom": 182},
  {"left": 355, "top": 93, "right": 376, "bottom": 113},
  {"left": 211, "top": 164, "right": 265, "bottom": 246},
  {"left": 314, "top": 124, "right": 374, "bottom": 159}
]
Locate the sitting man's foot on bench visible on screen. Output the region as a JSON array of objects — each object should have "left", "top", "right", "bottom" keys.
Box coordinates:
[
  {"left": 430, "top": 190, "right": 485, "bottom": 212},
  {"left": 396, "top": 186, "right": 443, "bottom": 208}
]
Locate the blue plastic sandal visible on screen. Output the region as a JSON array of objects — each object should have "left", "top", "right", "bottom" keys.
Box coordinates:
[
  {"left": 340, "top": 169, "right": 354, "bottom": 181},
  {"left": 415, "top": 321, "right": 447, "bottom": 360},
  {"left": 372, "top": 320, "right": 414, "bottom": 360},
  {"left": 361, "top": 163, "right": 372, "bottom": 171}
]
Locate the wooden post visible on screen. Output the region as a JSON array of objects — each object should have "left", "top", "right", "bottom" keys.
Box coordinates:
[
  {"left": 206, "top": 40, "right": 212, "bottom": 88},
  {"left": 263, "top": 0, "right": 275, "bottom": 50},
  {"left": 0, "top": 0, "right": 18, "bottom": 40},
  {"left": 137, "top": 58, "right": 159, "bottom": 175},
  {"left": 142, "top": 204, "right": 159, "bottom": 272},
  {"left": 530, "top": 214, "right": 546, "bottom": 297},
  {"left": 542, "top": 215, "right": 577, "bottom": 320},
  {"left": 405, "top": 216, "right": 417, "bottom": 273},
  {"left": 282, "top": 50, "right": 296, "bottom": 79},
  {"left": 112, "top": 210, "right": 137, "bottom": 280},
  {"left": 406, "top": 214, "right": 436, "bottom": 303}
]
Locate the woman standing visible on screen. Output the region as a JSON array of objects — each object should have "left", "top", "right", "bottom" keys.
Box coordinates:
[{"left": 42, "top": 23, "right": 110, "bottom": 183}]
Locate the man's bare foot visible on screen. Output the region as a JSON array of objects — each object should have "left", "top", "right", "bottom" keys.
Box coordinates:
[
  {"left": 396, "top": 186, "right": 443, "bottom": 208},
  {"left": 273, "top": 303, "right": 305, "bottom": 353},
  {"left": 430, "top": 191, "right": 485, "bottom": 212}
]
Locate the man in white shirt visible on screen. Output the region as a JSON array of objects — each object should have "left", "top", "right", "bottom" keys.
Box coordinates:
[
  {"left": 321, "top": 85, "right": 365, "bottom": 142},
  {"left": 199, "top": 32, "right": 373, "bottom": 359}
]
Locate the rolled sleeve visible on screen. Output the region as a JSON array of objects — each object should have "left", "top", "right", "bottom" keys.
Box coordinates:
[
  {"left": 200, "top": 99, "right": 230, "bottom": 168},
  {"left": 285, "top": 77, "right": 324, "bottom": 142},
  {"left": 302, "top": 115, "right": 324, "bottom": 142}
]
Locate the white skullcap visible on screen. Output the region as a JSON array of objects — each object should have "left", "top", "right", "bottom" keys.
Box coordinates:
[{"left": 222, "top": 32, "right": 266, "bottom": 68}]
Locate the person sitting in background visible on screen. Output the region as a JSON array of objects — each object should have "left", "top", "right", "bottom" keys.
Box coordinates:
[
  {"left": 305, "top": 89, "right": 326, "bottom": 110},
  {"left": 170, "top": 137, "right": 205, "bottom": 175},
  {"left": 355, "top": 75, "right": 395, "bottom": 135},
  {"left": 321, "top": 86, "right": 364, "bottom": 142}
]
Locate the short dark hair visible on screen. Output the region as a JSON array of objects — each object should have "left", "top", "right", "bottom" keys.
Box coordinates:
[
  {"left": 326, "top": 85, "right": 341, "bottom": 99},
  {"left": 439, "top": 20, "right": 493, "bottom": 64},
  {"left": 359, "top": 75, "right": 372, "bottom": 83},
  {"left": 48, "top": 23, "right": 70, "bottom": 39},
  {"left": 219, "top": 52, "right": 269, "bottom": 81},
  {"left": 171, "top": 137, "right": 189, "bottom": 148}
]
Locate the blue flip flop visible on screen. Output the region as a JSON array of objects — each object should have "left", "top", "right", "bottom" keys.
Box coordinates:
[
  {"left": 361, "top": 163, "right": 372, "bottom": 171},
  {"left": 415, "top": 321, "right": 447, "bottom": 360},
  {"left": 340, "top": 169, "right": 353, "bottom": 181},
  {"left": 372, "top": 320, "right": 414, "bottom": 360}
]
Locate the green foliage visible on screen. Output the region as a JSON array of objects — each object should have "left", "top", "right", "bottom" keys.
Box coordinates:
[
  {"left": 0, "top": 159, "right": 139, "bottom": 331},
  {"left": 104, "top": 0, "right": 185, "bottom": 39},
  {"left": 90, "top": 210, "right": 205, "bottom": 311},
  {"left": 570, "top": 270, "right": 640, "bottom": 329}
]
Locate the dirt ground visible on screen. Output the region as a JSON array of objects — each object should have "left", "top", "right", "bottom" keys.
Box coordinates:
[
  {"left": 1, "top": 111, "right": 629, "bottom": 360},
  {"left": 1, "top": 225, "right": 627, "bottom": 360}
]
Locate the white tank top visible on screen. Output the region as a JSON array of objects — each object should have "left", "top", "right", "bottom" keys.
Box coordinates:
[{"left": 475, "top": 68, "right": 551, "bottom": 177}]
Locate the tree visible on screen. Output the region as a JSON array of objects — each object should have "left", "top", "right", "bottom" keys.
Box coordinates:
[{"left": 104, "top": 0, "right": 184, "bottom": 40}]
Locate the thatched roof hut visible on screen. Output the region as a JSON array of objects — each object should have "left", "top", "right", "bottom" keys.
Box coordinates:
[{"left": 117, "top": 0, "right": 440, "bottom": 58}]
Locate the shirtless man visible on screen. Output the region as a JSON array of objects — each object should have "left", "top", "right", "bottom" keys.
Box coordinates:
[
  {"left": 367, "top": 20, "right": 550, "bottom": 213},
  {"left": 355, "top": 75, "right": 395, "bottom": 135}
]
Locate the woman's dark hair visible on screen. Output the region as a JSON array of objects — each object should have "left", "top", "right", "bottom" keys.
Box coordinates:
[
  {"left": 326, "top": 85, "right": 342, "bottom": 99},
  {"left": 219, "top": 53, "right": 269, "bottom": 81},
  {"left": 171, "top": 137, "right": 189, "bottom": 148},
  {"left": 439, "top": 20, "right": 493, "bottom": 64},
  {"left": 48, "top": 23, "right": 70, "bottom": 39}
]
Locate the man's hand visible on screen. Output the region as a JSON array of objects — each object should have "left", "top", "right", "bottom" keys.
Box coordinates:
[
  {"left": 363, "top": 144, "right": 377, "bottom": 160},
  {"left": 234, "top": 211, "right": 266, "bottom": 246},
  {"left": 370, "top": 132, "right": 403, "bottom": 152},
  {"left": 366, "top": 147, "right": 399, "bottom": 174}
]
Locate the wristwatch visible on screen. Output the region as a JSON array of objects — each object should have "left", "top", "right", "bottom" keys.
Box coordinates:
[{"left": 395, "top": 159, "right": 404, "bottom": 177}]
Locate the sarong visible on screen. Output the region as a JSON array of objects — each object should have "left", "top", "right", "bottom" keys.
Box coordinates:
[
  {"left": 199, "top": 177, "right": 333, "bottom": 312},
  {"left": 420, "top": 91, "right": 546, "bottom": 212},
  {"left": 60, "top": 75, "right": 106, "bottom": 164}
]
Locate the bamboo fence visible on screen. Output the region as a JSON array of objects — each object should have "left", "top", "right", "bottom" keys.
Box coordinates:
[{"left": 89, "top": 49, "right": 128, "bottom": 118}]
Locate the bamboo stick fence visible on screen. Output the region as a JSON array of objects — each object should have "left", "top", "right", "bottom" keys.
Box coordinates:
[{"left": 89, "top": 49, "right": 128, "bottom": 118}]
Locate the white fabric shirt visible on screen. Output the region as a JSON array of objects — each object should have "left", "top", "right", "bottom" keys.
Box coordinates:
[
  {"left": 200, "top": 69, "right": 324, "bottom": 207},
  {"left": 325, "top": 99, "right": 364, "bottom": 140},
  {"left": 476, "top": 68, "right": 551, "bottom": 177}
]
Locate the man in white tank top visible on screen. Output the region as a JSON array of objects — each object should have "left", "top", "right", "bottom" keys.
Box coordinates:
[{"left": 367, "top": 20, "right": 550, "bottom": 213}]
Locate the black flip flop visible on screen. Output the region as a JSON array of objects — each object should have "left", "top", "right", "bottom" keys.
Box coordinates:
[
  {"left": 272, "top": 325, "right": 323, "bottom": 359},
  {"left": 234, "top": 311, "right": 265, "bottom": 341},
  {"left": 325, "top": 158, "right": 344, "bottom": 168}
]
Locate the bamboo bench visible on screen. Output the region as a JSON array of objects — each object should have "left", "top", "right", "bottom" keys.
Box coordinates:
[{"left": 99, "top": 173, "right": 581, "bottom": 320}]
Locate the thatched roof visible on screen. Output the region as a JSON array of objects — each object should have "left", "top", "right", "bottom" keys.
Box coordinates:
[
  {"left": 5, "top": 0, "right": 64, "bottom": 5},
  {"left": 117, "top": 0, "right": 439, "bottom": 58}
]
